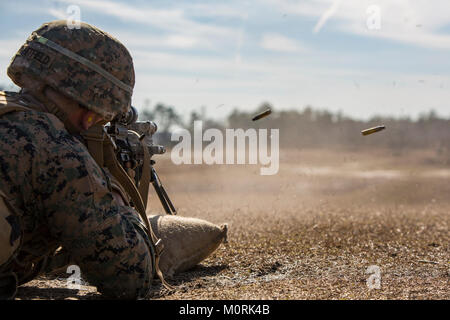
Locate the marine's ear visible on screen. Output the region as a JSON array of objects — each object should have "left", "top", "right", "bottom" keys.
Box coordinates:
[{"left": 81, "top": 110, "right": 103, "bottom": 130}]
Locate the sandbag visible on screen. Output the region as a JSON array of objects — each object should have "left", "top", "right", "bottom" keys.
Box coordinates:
[{"left": 148, "top": 215, "right": 228, "bottom": 278}]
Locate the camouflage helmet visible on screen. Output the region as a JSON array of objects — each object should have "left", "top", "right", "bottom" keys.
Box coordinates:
[{"left": 7, "top": 20, "right": 135, "bottom": 121}]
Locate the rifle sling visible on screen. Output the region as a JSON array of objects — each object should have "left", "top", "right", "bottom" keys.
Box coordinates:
[
  {"left": 0, "top": 105, "right": 33, "bottom": 116},
  {"left": 101, "top": 137, "right": 174, "bottom": 290},
  {"left": 0, "top": 106, "right": 173, "bottom": 290},
  {"left": 138, "top": 135, "right": 150, "bottom": 210},
  {"left": 81, "top": 125, "right": 105, "bottom": 166}
]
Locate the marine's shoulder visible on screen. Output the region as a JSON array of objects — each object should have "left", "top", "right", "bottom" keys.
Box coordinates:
[
  {"left": 0, "top": 91, "right": 66, "bottom": 133},
  {"left": 0, "top": 90, "right": 26, "bottom": 109}
]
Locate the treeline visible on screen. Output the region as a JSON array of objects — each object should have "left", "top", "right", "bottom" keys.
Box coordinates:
[
  {"left": 141, "top": 102, "right": 450, "bottom": 152},
  {"left": 1, "top": 81, "right": 447, "bottom": 152}
]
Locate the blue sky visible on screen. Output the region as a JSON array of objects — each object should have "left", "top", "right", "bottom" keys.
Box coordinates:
[{"left": 1, "top": 0, "right": 449, "bottom": 121}]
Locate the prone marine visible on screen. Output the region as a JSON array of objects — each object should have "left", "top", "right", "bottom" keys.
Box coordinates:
[{"left": 0, "top": 20, "right": 159, "bottom": 299}]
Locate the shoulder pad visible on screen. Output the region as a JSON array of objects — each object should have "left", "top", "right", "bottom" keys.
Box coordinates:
[{"left": 0, "top": 91, "right": 33, "bottom": 116}]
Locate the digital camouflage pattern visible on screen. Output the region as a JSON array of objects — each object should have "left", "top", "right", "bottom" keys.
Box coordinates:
[
  {"left": 0, "top": 190, "right": 21, "bottom": 267},
  {"left": 7, "top": 20, "right": 134, "bottom": 121},
  {"left": 0, "top": 91, "right": 153, "bottom": 299}
]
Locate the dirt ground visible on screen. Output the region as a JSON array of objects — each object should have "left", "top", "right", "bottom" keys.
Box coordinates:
[{"left": 16, "top": 148, "right": 449, "bottom": 300}]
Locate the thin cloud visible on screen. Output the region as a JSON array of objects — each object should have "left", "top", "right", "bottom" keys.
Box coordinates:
[
  {"left": 260, "top": 33, "right": 307, "bottom": 53},
  {"left": 313, "top": 0, "right": 341, "bottom": 33},
  {"left": 0, "top": 39, "right": 25, "bottom": 59},
  {"left": 54, "top": 0, "right": 236, "bottom": 37},
  {"left": 48, "top": 8, "right": 67, "bottom": 20},
  {"left": 184, "top": 3, "right": 249, "bottom": 20},
  {"left": 1, "top": 0, "right": 449, "bottom": 120},
  {"left": 269, "top": 0, "right": 450, "bottom": 50}
]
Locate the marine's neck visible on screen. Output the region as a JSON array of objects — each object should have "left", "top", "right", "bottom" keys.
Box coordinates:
[
  {"left": 19, "top": 88, "right": 49, "bottom": 113},
  {"left": 20, "top": 87, "right": 81, "bottom": 135}
]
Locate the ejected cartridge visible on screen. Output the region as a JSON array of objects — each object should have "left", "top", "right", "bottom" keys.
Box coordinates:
[
  {"left": 361, "top": 125, "right": 386, "bottom": 136},
  {"left": 252, "top": 109, "right": 272, "bottom": 121}
]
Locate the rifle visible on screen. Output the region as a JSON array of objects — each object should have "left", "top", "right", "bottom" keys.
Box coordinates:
[
  {"left": 62, "top": 106, "right": 177, "bottom": 290},
  {"left": 105, "top": 106, "right": 176, "bottom": 215}
]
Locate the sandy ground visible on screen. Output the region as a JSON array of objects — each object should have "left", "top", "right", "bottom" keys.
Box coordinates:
[{"left": 16, "top": 148, "right": 449, "bottom": 300}]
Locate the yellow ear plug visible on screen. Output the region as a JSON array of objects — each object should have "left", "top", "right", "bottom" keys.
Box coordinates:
[{"left": 87, "top": 116, "right": 93, "bottom": 123}]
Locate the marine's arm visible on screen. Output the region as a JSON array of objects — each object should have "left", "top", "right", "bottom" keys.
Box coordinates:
[{"left": 32, "top": 112, "right": 154, "bottom": 299}]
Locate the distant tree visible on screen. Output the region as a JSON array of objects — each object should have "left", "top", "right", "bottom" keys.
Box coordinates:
[
  {"left": 140, "top": 102, "right": 182, "bottom": 133},
  {"left": 418, "top": 109, "right": 439, "bottom": 122},
  {"left": 140, "top": 98, "right": 153, "bottom": 120},
  {"left": 189, "top": 110, "right": 202, "bottom": 123},
  {"left": 188, "top": 107, "right": 224, "bottom": 132},
  {"left": 139, "top": 99, "right": 450, "bottom": 151},
  {"left": 301, "top": 106, "right": 314, "bottom": 122},
  {"left": 138, "top": 101, "right": 183, "bottom": 146}
]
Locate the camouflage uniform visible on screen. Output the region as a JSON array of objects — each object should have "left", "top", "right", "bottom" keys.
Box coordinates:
[{"left": 0, "top": 21, "right": 154, "bottom": 299}]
